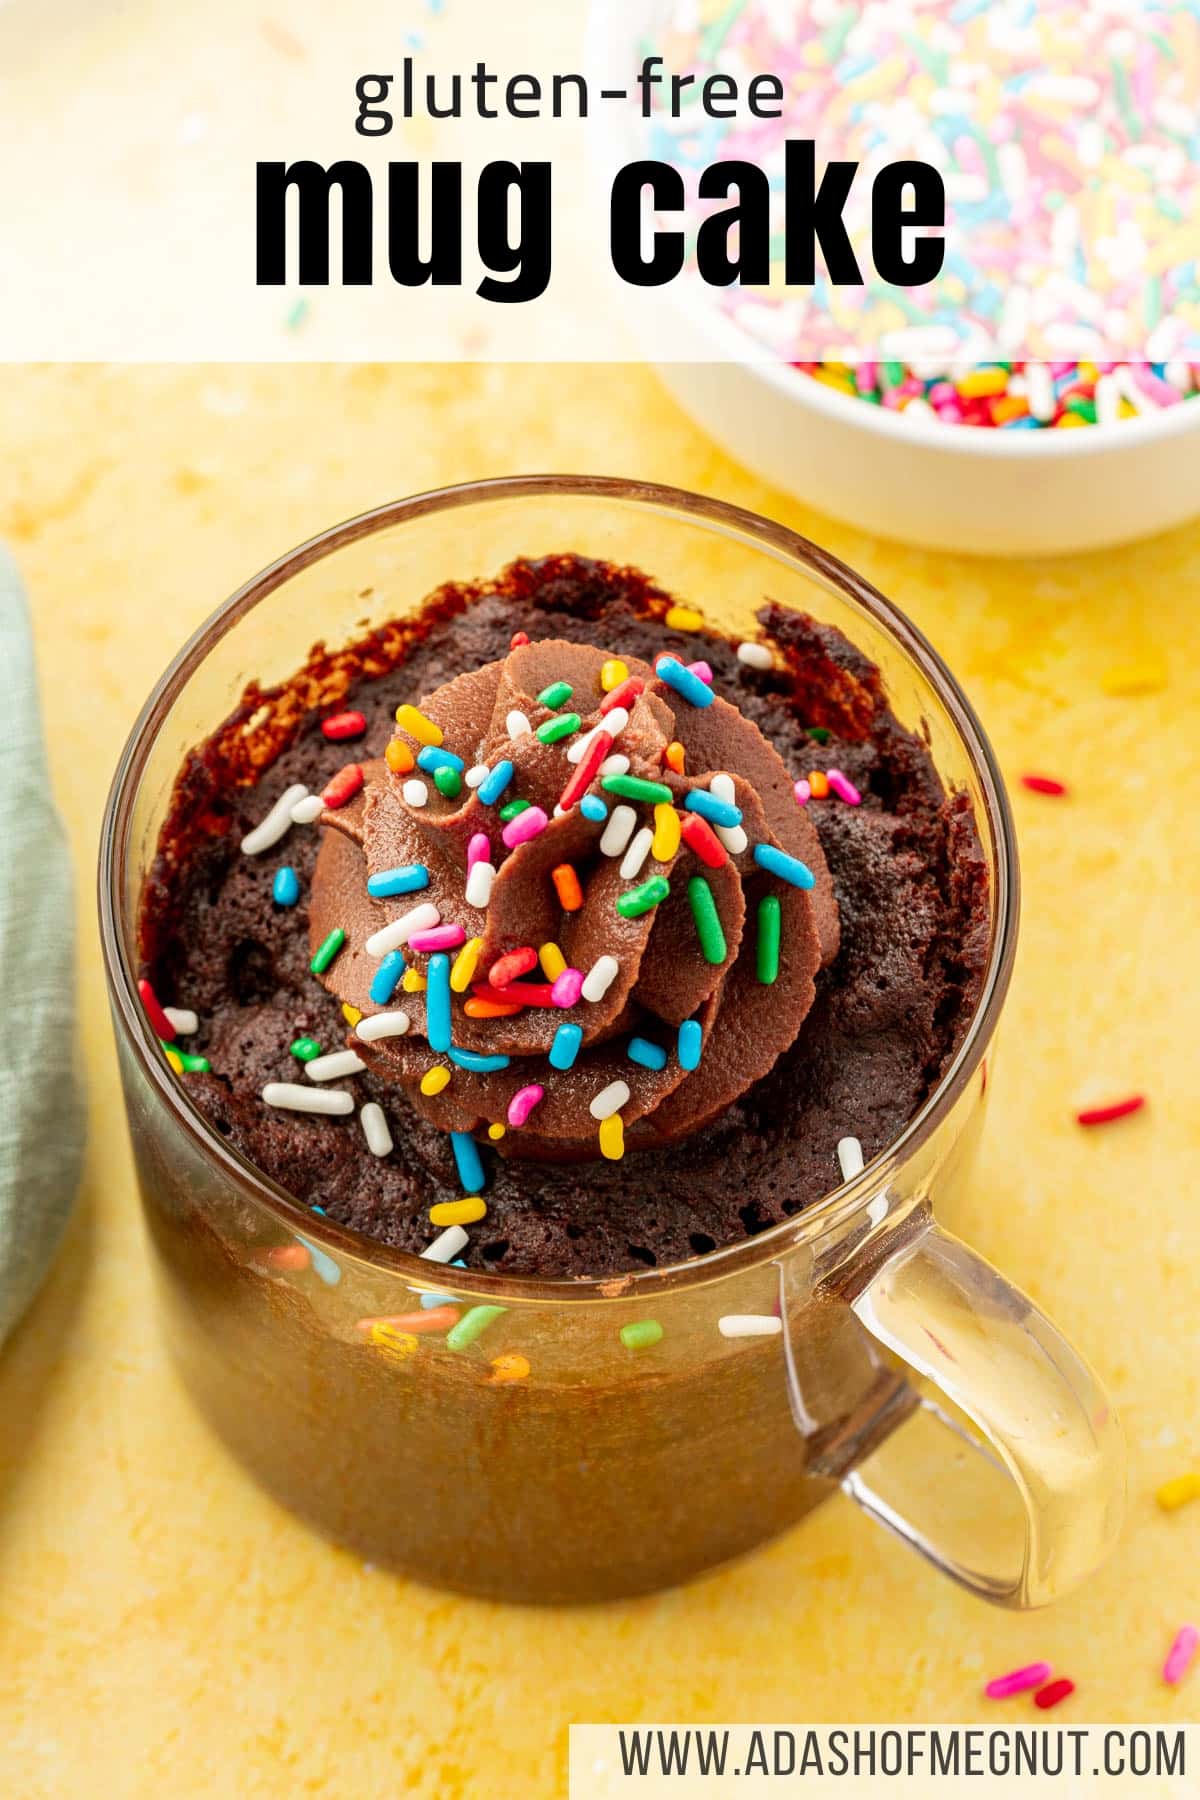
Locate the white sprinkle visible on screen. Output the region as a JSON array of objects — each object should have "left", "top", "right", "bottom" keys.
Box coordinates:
[
  {"left": 710, "top": 772, "right": 735, "bottom": 802},
  {"left": 601, "top": 706, "right": 629, "bottom": 738},
  {"left": 290, "top": 794, "right": 325, "bottom": 825},
  {"left": 262, "top": 1082, "right": 354, "bottom": 1116},
  {"left": 506, "top": 710, "right": 532, "bottom": 739},
  {"left": 619, "top": 825, "right": 654, "bottom": 880},
  {"left": 163, "top": 1006, "right": 198, "bottom": 1036},
  {"left": 465, "top": 764, "right": 489, "bottom": 788},
  {"left": 599, "top": 754, "right": 630, "bottom": 778},
  {"left": 421, "top": 1224, "right": 469, "bottom": 1263},
  {"left": 582, "top": 954, "right": 620, "bottom": 1003},
  {"left": 600, "top": 804, "right": 637, "bottom": 857},
  {"left": 1026, "top": 362, "right": 1056, "bottom": 423},
  {"left": 365, "top": 901, "right": 440, "bottom": 958},
  {"left": 240, "top": 783, "right": 309, "bottom": 855},
  {"left": 589, "top": 1080, "right": 630, "bottom": 1121},
  {"left": 736, "top": 641, "right": 774, "bottom": 670},
  {"left": 465, "top": 860, "right": 496, "bottom": 908},
  {"left": 718, "top": 1315, "right": 783, "bottom": 1339},
  {"left": 1095, "top": 373, "right": 1121, "bottom": 427},
  {"left": 356, "top": 1010, "right": 411, "bottom": 1042},
  {"left": 837, "top": 1136, "right": 865, "bottom": 1181},
  {"left": 305, "top": 1049, "right": 367, "bottom": 1082},
  {"left": 567, "top": 724, "right": 604, "bottom": 765},
  {"left": 709, "top": 773, "right": 749, "bottom": 854},
  {"left": 570, "top": 708, "right": 631, "bottom": 764},
  {"left": 360, "top": 1102, "right": 394, "bottom": 1157},
  {"left": 402, "top": 778, "right": 429, "bottom": 808}
]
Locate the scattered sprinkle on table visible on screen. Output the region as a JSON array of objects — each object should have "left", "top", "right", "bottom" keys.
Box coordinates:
[
  {"left": 1157, "top": 1473, "right": 1200, "bottom": 1512},
  {"left": 984, "top": 1661, "right": 1052, "bottom": 1700},
  {"left": 1163, "top": 1626, "right": 1199, "bottom": 1687},
  {"left": 1076, "top": 1095, "right": 1146, "bottom": 1127},
  {"left": 1021, "top": 774, "right": 1069, "bottom": 797},
  {"left": 1033, "top": 1678, "right": 1075, "bottom": 1710}
]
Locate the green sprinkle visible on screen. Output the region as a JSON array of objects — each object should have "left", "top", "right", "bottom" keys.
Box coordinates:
[
  {"left": 756, "top": 895, "right": 781, "bottom": 985},
  {"left": 161, "top": 1040, "right": 211, "bottom": 1073},
  {"left": 291, "top": 1037, "right": 323, "bottom": 1062},
  {"left": 433, "top": 765, "right": 462, "bottom": 800},
  {"left": 284, "top": 297, "right": 311, "bottom": 332},
  {"left": 687, "top": 876, "right": 726, "bottom": 964},
  {"left": 601, "top": 774, "right": 674, "bottom": 804},
  {"left": 881, "top": 359, "right": 905, "bottom": 388},
  {"left": 820, "top": 7, "right": 855, "bottom": 61},
  {"left": 1067, "top": 396, "right": 1098, "bottom": 423},
  {"left": 310, "top": 928, "right": 345, "bottom": 975},
  {"left": 499, "top": 797, "right": 531, "bottom": 822},
  {"left": 535, "top": 712, "right": 581, "bottom": 745},
  {"left": 537, "top": 680, "right": 573, "bottom": 709},
  {"left": 446, "top": 1304, "right": 507, "bottom": 1351},
  {"left": 616, "top": 875, "right": 670, "bottom": 920},
  {"left": 620, "top": 1319, "right": 663, "bottom": 1351},
  {"left": 806, "top": 726, "right": 831, "bottom": 744}
]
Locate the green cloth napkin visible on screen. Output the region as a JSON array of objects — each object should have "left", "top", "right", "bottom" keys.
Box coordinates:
[{"left": 0, "top": 546, "right": 83, "bottom": 1345}]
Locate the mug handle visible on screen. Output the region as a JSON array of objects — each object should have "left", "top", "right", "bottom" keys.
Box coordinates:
[{"left": 807, "top": 1215, "right": 1126, "bottom": 1607}]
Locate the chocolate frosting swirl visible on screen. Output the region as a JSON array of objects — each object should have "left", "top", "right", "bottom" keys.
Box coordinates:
[{"left": 309, "top": 638, "right": 839, "bottom": 1161}]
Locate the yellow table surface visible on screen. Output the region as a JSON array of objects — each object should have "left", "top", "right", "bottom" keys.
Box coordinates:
[{"left": 2, "top": 364, "right": 1197, "bottom": 1796}]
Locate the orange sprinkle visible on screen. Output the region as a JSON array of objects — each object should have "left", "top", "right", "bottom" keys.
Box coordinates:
[
  {"left": 664, "top": 741, "right": 686, "bottom": 773},
  {"left": 551, "top": 863, "right": 584, "bottom": 911},
  {"left": 263, "top": 1244, "right": 310, "bottom": 1271},
  {"left": 385, "top": 738, "right": 415, "bottom": 774},
  {"left": 465, "top": 997, "right": 522, "bottom": 1019},
  {"left": 356, "top": 1307, "right": 460, "bottom": 1334},
  {"left": 489, "top": 1353, "right": 531, "bottom": 1384},
  {"left": 808, "top": 769, "right": 830, "bottom": 798}
]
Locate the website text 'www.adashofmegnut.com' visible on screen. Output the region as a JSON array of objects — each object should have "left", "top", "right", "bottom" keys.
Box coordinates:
[{"left": 569, "top": 1725, "right": 1197, "bottom": 1796}]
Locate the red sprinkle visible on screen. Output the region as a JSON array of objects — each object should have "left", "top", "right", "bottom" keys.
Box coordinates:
[
  {"left": 510, "top": 631, "right": 530, "bottom": 649},
  {"left": 321, "top": 710, "right": 367, "bottom": 742},
  {"left": 490, "top": 946, "right": 538, "bottom": 988},
  {"left": 321, "top": 764, "right": 364, "bottom": 809},
  {"left": 558, "top": 730, "right": 614, "bottom": 811},
  {"left": 138, "top": 977, "right": 175, "bottom": 1042},
  {"left": 1076, "top": 1095, "right": 1146, "bottom": 1127},
  {"left": 1034, "top": 1679, "right": 1075, "bottom": 1710},
  {"left": 601, "top": 677, "right": 644, "bottom": 715},
  {"left": 679, "top": 811, "right": 728, "bottom": 869},
  {"left": 472, "top": 981, "right": 557, "bottom": 1008},
  {"left": 1021, "top": 774, "right": 1069, "bottom": 797}
]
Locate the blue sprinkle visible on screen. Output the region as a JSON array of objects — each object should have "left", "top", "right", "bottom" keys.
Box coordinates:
[
  {"left": 549, "top": 1022, "right": 583, "bottom": 1070},
  {"left": 580, "top": 793, "right": 608, "bottom": 822},
  {"left": 753, "top": 844, "right": 815, "bottom": 890},
  {"left": 678, "top": 1020, "right": 703, "bottom": 1071},
  {"left": 421, "top": 1288, "right": 456, "bottom": 1308},
  {"left": 627, "top": 1035, "right": 667, "bottom": 1072},
  {"left": 295, "top": 1237, "right": 341, "bottom": 1286},
  {"left": 449, "top": 1047, "right": 511, "bottom": 1073},
  {"left": 367, "top": 863, "right": 430, "bottom": 898},
  {"left": 417, "top": 746, "right": 464, "bottom": 775},
  {"left": 273, "top": 865, "right": 300, "bottom": 906},
  {"left": 655, "top": 656, "right": 714, "bottom": 709},
  {"left": 477, "top": 759, "right": 515, "bottom": 806},
  {"left": 426, "top": 954, "right": 452, "bottom": 1053},
  {"left": 370, "top": 950, "right": 406, "bottom": 1005},
  {"left": 684, "top": 790, "right": 742, "bottom": 829},
  {"left": 450, "top": 1129, "right": 486, "bottom": 1193}
]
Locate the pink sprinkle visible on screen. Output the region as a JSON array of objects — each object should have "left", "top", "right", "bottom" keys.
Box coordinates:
[
  {"left": 1164, "top": 1626, "right": 1199, "bottom": 1686},
  {"left": 1133, "top": 365, "right": 1183, "bottom": 407},
  {"left": 408, "top": 924, "right": 467, "bottom": 953},
  {"left": 827, "top": 769, "right": 861, "bottom": 806},
  {"left": 984, "top": 1662, "right": 1053, "bottom": 1699},
  {"left": 550, "top": 968, "right": 584, "bottom": 1008},
  {"left": 502, "top": 806, "right": 548, "bottom": 849},
  {"left": 467, "top": 831, "right": 491, "bottom": 869},
  {"left": 793, "top": 778, "right": 811, "bottom": 806},
  {"left": 687, "top": 661, "right": 714, "bottom": 685},
  {"left": 507, "top": 1084, "right": 544, "bottom": 1128}
]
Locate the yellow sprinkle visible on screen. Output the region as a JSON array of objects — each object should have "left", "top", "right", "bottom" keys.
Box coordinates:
[
  {"left": 430, "top": 1196, "right": 487, "bottom": 1226},
  {"left": 652, "top": 802, "right": 681, "bottom": 863},
  {"left": 665, "top": 606, "right": 704, "bottom": 632},
  {"left": 1055, "top": 412, "right": 1087, "bottom": 428},
  {"left": 957, "top": 368, "right": 1010, "bottom": 399},
  {"left": 489, "top": 1353, "right": 531, "bottom": 1384},
  {"left": 164, "top": 1046, "right": 184, "bottom": 1074},
  {"left": 368, "top": 1323, "right": 418, "bottom": 1362},
  {"left": 539, "top": 941, "right": 567, "bottom": 980},
  {"left": 598, "top": 1114, "right": 625, "bottom": 1161},
  {"left": 420, "top": 1065, "right": 451, "bottom": 1096},
  {"left": 1101, "top": 659, "right": 1168, "bottom": 697},
  {"left": 342, "top": 1003, "right": 362, "bottom": 1026},
  {"left": 600, "top": 658, "right": 629, "bottom": 692},
  {"left": 808, "top": 769, "right": 830, "bottom": 798},
  {"left": 487, "top": 1122, "right": 506, "bottom": 1140},
  {"left": 402, "top": 968, "right": 427, "bottom": 993},
  {"left": 1157, "top": 1473, "right": 1200, "bottom": 1511},
  {"left": 394, "top": 703, "right": 443, "bottom": 747},
  {"left": 450, "top": 936, "right": 483, "bottom": 992}
]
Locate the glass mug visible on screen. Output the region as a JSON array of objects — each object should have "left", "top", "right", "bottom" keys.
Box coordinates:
[{"left": 99, "top": 476, "right": 1124, "bottom": 1607}]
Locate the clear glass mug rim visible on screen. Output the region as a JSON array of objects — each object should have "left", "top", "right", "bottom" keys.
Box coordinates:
[{"left": 98, "top": 472, "right": 1020, "bottom": 1306}]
